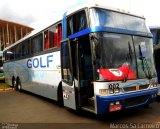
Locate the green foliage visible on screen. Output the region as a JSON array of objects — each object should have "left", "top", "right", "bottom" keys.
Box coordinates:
[{"left": 0, "top": 83, "right": 10, "bottom": 89}]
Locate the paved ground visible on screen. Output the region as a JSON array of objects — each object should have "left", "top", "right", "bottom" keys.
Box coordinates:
[{"left": 1, "top": 87, "right": 160, "bottom": 129}]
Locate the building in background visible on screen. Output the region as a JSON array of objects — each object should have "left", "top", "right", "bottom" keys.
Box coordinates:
[{"left": 0, "top": 19, "right": 34, "bottom": 50}]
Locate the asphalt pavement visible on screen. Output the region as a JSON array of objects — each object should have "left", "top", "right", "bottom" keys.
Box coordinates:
[{"left": 1, "top": 90, "right": 160, "bottom": 129}]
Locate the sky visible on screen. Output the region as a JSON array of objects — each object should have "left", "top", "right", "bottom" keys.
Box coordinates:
[{"left": 0, "top": 0, "right": 160, "bottom": 30}]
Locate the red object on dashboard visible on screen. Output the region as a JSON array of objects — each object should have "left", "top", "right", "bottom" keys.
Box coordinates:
[{"left": 98, "top": 65, "right": 136, "bottom": 81}]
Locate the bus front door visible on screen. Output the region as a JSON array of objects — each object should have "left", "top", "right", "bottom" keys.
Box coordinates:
[{"left": 61, "top": 39, "right": 76, "bottom": 110}]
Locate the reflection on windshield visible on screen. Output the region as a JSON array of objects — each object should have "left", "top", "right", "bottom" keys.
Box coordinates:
[
  {"left": 94, "top": 33, "right": 137, "bottom": 81},
  {"left": 93, "top": 33, "right": 157, "bottom": 81},
  {"left": 134, "top": 36, "right": 157, "bottom": 79},
  {"left": 90, "top": 8, "right": 149, "bottom": 33}
]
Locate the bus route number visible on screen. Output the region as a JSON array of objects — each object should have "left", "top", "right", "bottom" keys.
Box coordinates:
[{"left": 108, "top": 83, "right": 119, "bottom": 89}]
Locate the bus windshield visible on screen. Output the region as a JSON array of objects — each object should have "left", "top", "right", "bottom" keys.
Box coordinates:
[
  {"left": 134, "top": 36, "right": 157, "bottom": 79},
  {"left": 90, "top": 8, "right": 149, "bottom": 33},
  {"left": 93, "top": 33, "right": 157, "bottom": 81}
]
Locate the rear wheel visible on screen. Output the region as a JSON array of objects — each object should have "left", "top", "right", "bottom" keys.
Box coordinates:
[
  {"left": 12, "top": 77, "right": 16, "bottom": 88},
  {"left": 16, "top": 78, "right": 22, "bottom": 92}
]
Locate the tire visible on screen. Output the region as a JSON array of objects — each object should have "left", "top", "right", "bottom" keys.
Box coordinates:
[
  {"left": 12, "top": 78, "right": 16, "bottom": 88},
  {"left": 16, "top": 78, "right": 22, "bottom": 92},
  {"left": 156, "top": 96, "right": 160, "bottom": 101},
  {"left": 142, "top": 104, "right": 150, "bottom": 108},
  {"left": 58, "top": 85, "right": 64, "bottom": 107}
]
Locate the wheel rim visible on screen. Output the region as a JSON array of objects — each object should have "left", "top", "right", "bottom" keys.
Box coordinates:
[
  {"left": 18, "top": 84, "right": 21, "bottom": 90},
  {"left": 13, "top": 80, "right": 16, "bottom": 87}
]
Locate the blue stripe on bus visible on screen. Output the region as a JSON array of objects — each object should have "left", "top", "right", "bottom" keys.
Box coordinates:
[
  {"left": 68, "top": 26, "right": 152, "bottom": 39},
  {"left": 62, "top": 12, "right": 67, "bottom": 40},
  {"left": 96, "top": 88, "right": 157, "bottom": 114}
]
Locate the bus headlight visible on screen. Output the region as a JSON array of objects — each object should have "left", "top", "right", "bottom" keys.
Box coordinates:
[
  {"left": 99, "top": 88, "right": 121, "bottom": 95},
  {"left": 99, "top": 89, "right": 108, "bottom": 95},
  {"left": 109, "top": 88, "right": 121, "bottom": 94},
  {"left": 109, "top": 89, "right": 114, "bottom": 94},
  {"left": 150, "top": 83, "right": 157, "bottom": 88},
  {"left": 154, "top": 83, "right": 158, "bottom": 87},
  {"left": 114, "top": 88, "right": 120, "bottom": 93}
]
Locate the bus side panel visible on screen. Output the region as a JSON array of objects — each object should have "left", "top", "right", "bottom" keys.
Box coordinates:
[{"left": 3, "top": 51, "right": 61, "bottom": 101}]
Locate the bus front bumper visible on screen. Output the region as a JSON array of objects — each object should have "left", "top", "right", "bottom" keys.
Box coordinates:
[{"left": 96, "top": 88, "right": 157, "bottom": 114}]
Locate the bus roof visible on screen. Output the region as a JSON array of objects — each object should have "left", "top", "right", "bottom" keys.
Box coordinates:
[
  {"left": 3, "top": 3, "right": 145, "bottom": 52},
  {"left": 66, "top": 3, "right": 145, "bottom": 19},
  {"left": 150, "top": 26, "right": 160, "bottom": 30}
]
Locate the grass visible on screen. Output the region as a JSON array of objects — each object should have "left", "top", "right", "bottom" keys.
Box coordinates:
[{"left": 0, "top": 82, "right": 11, "bottom": 89}]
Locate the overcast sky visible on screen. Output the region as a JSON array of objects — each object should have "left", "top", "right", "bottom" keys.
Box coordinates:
[{"left": 0, "top": 0, "right": 160, "bottom": 30}]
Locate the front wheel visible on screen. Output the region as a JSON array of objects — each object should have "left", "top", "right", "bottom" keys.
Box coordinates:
[{"left": 58, "top": 85, "right": 64, "bottom": 107}]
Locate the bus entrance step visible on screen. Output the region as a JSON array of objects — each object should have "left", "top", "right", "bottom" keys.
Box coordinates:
[
  {"left": 81, "top": 97, "right": 95, "bottom": 113},
  {"left": 81, "top": 106, "right": 95, "bottom": 113}
]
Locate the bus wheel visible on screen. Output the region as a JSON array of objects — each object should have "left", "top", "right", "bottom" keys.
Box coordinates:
[
  {"left": 16, "top": 78, "right": 22, "bottom": 92},
  {"left": 12, "top": 77, "right": 16, "bottom": 88},
  {"left": 142, "top": 104, "right": 150, "bottom": 108},
  {"left": 58, "top": 85, "right": 64, "bottom": 107}
]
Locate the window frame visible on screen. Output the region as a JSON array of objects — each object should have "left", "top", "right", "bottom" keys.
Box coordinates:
[{"left": 67, "top": 8, "right": 89, "bottom": 37}]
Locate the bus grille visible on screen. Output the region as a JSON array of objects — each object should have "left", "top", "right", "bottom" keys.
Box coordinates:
[
  {"left": 125, "top": 95, "right": 148, "bottom": 107},
  {"left": 123, "top": 85, "right": 149, "bottom": 92}
]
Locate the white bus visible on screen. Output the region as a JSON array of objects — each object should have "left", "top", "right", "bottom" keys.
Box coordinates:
[{"left": 3, "top": 4, "right": 158, "bottom": 114}]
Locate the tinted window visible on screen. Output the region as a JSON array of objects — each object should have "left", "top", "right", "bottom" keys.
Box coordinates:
[
  {"left": 61, "top": 41, "right": 73, "bottom": 84},
  {"left": 5, "top": 47, "right": 15, "bottom": 61},
  {"left": 31, "top": 34, "right": 43, "bottom": 54},
  {"left": 90, "top": 8, "right": 149, "bottom": 33},
  {"left": 44, "top": 24, "right": 62, "bottom": 50},
  {"left": 15, "top": 44, "right": 22, "bottom": 59},
  {"left": 150, "top": 30, "right": 157, "bottom": 45},
  {"left": 67, "top": 10, "right": 87, "bottom": 36},
  {"left": 22, "top": 40, "right": 30, "bottom": 57}
]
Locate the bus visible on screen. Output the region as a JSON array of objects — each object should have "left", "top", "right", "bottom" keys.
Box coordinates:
[
  {"left": 3, "top": 4, "right": 158, "bottom": 114},
  {"left": 150, "top": 26, "right": 160, "bottom": 96}
]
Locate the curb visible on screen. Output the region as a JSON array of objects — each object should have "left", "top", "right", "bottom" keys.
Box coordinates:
[{"left": 0, "top": 88, "right": 14, "bottom": 92}]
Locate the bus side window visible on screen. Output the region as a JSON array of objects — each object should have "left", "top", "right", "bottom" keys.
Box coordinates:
[
  {"left": 67, "top": 10, "right": 87, "bottom": 36},
  {"left": 31, "top": 34, "right": 43, "bottom": 54},
  {"left": 10, "top": 48, "right": 15, "bottom": 60},
  {"left": 77, "top": 11, "right": 87, "bottom": 31},
  {"left": 44, "top": 31, "right": 49, "bottom": 50},
  {"left": 5, "top": 48, "right": 15, "bottom": 61},
  {"left": 61, "top": 41, "right": 73, "bottom": 84},
  {"left": 22, "top": 40, "right": 30, "bottom": 57},
  {"left": 157, "top": 30, "right": 160, "bottom": 45},
  {"left": 67, "top": 17, "right": 74, "bottom": 36},
  {"left": 57, "top": 24, "right": 62, "bottom": 47},
  {"left": 15, "top": 44, "right": 22, "bottom": 59},
  {"left": 44, "top": 24, "right": 62, "bottom": 50}
]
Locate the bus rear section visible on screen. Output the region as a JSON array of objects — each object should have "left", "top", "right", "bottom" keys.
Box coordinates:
[{"left": 60, "top": 5, "right": 158, "bottom": 114}]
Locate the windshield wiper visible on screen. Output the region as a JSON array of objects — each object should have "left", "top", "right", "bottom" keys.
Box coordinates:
[
  {"left": 139, "top": 45, "right": 152, "bottom": 79},
  {"left": 123, "top": 42, "right": 133, "bottom": 82},
  {"left": 124, "top": 41, "right": 132, "bottom": 82}
]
